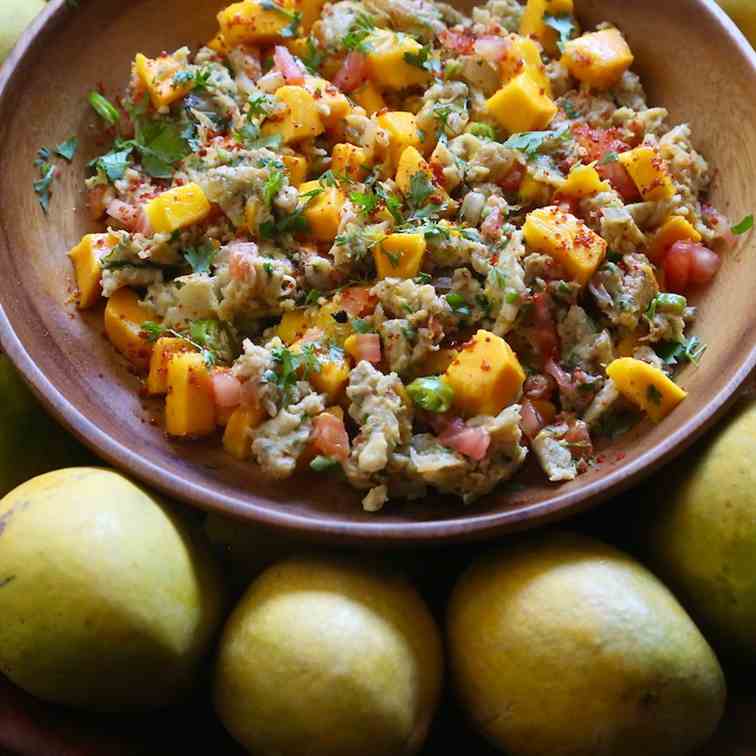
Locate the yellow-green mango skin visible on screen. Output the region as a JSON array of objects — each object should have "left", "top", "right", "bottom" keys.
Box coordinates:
[
  {"left": 214, "top": 556, "right": 443, "bottom": 756},
  {"left": 0, "top": 355, "right": 95, "bottom": 497},
  {"left": 644, "top": 399, "right": 756, "bottom": 661},
  {"left": 0, "top": 468, "right": 226, "bottom": 712},
  {"left": 447, "top": 532, "right": 726, "bottom": 756}
]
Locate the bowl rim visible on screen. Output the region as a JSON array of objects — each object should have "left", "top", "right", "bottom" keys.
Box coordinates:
[{"left": 1, "top": 0, "right": 755, "bottom": 544}]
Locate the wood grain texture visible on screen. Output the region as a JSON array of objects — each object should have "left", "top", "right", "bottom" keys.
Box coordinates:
[{"left": 0, "top": 0, "right": 754, "bottom": 543}]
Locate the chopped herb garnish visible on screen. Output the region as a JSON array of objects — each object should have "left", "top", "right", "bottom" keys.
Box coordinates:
[
  {"left": 543, "top": 13, "right": 578, "bottom": 52},
  {"left": 562, "top": 99, "right": 579, "bottom": 119},
  {"left": 258, "top": 0, "right": 302, "bottom": 37},
  {"left": 88, "top": 91, "right": 120, "bottom": 126},
  {"left": 502, "top": 124, "right": 570, "bottom": 158},
  {"left": 403, "top": 45, "right": 441, "bottom": 75},
  {"left": 342, "top": 14, "right": 375, "bottom": 53},
  {"left": 140, "top": 321, "right": 165, "bottom": 342},
  {"left": 349, "top": 190, "right": 378, "bottom": 216},
  {"left": 184, "top": 242, "right": 217, "bottom": 274},
  {"left": 446, "top": 292, "right": 471, "bottom": 317},
  {"left": 732, "top": 214, "right": 753, "bottom": 235},
  {"left": 265, "top": 344, "right": 321, "bottom": 405},
  {"left": 468, "top": 122, "right": 497, "bottom": 140},
  {"left": 408, "top": 170, "right": 435, "bottom": 210},
  {"left": 248, "top": 94, "right": 275, "bottom": 118},
  {"left": 301, "top": 36, "right": 324, "bottom": 74},
  {"left": 599, "top": 151, "right": 619, "bottom": 165},
  {"left": 414, "top": 272, "right": 432, "bottom": 285},
  {"left": 305, "top": 289, "right": 322, "bottom": 305},
  {"left": 375, "top": 184, "right": 404, "bottom": 225},
  {"left": 656, "top": 336, "right": 707, "bottom": 366},
  {"left": 310, "top": 455, "right": 340, "bottom": 472},
  {"left": 606, "top": 249, "right": 622, "bottom": 263},
  {"left": 90, "top": 143, "right": 133, "bottom": 182},
  {"left": 33, "top": 163, "right": 55, "bottom": 213},
  {"left": 263, "top": 170, "right": 284, "bottom": 207},
  {"left": 263, "top": 261, "right": 274, "bottom": 276},
  {"left": 381, "top": 247, "right": 401, "bottom": 267},
  {"left": 55, "top": 137, "right": 79, "bottom": 162}
]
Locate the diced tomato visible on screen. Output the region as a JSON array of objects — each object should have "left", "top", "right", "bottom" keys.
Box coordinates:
[
  {"left": 439, "top": 419, "right": 491, "bottom": 461},
  {"left": 662, "top": 241, "right": 692, "bottom": 292},
  {"left": 474, "top": 35, "right": 510, "bottom": 62},
  {"left": 598, "top": 161, "right": 639, "bottom": 202},
  {"left": 350, "top": 333, "right": 381, "bottom": 363},
  {"left": 311, "top": 412, "right": 350, "bottom": 461},
  {"left": 439, "top": 28, "right": 476, "bottom": 55},
  {"left": 686, "top": 241, "right": 721, "bottom": 285},
  {"left": 339, "top": 287, "right": 377, "bottom": 317},
  {"left": 332, "top": 51, "right": 368, "bottom": 93},
  {"left": 106, "top": 199, "right": 152, "bottom": 235},
  {"left": 520, "top": 399, "right": 546, "bottom": 442},
  {"left": 498, "top": 163, "right": 525, "bottom": 194},
  {"left": 273, "top": 45, "right": 305, "bottom": 85},
  {"left": 572, "top": 124, "right": 638, "bottom": 201},
  {"left": 212, "top": 371, "right": 242, "bottom": 409},
  {"left": 532, "top": 293, "right": 559, "bottom": 361}
]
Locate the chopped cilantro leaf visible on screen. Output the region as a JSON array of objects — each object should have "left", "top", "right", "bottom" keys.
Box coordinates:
[
  {"left": 599, "top": 151, "right": 619, "bottom": 165},
  {"left": 403, "top": 45, "right": 441, "bottom": 75},
  {"left": 656, "top": 336, "right": 707, "bottom": 366},
  {"left": 468, "top": 122, "right": 497, "bottom": 140},
  {"left": 90, "top": 144, "right": 133, "bottom": 182},
  {"left": 140, "top": 321, "right": 165, "bottom": 342},
  {"left": 33, "top": 163, "right": 55, "bottom": 213},
  {"left": 342, "top": 14, "right": 375, "bottom": 53},
  {"left": 502, "top": 125, "right": 570, "bottom": 158},
  {"left": 301, "top": 37, "right": 324, "bottom": 74},
  {"left": 543, "top": 13, "right": 578, "bottom": 52},
  {"left": 349, "top": 190, "right": 378, "bottom": 216},
  {"left": 351, "top": 318, "right": 373, "bottom": 333},
  {"left": 305, "top": 289, "right": 322, "bottom": 305},
  {"left": 55, "top": 137, "right": 78, "bottom": 162},
  {"left": 258, "top": 0, "right": 302, "bottom": 37},
  {"left": 266, "top": 345, "right": 321, "bottom": 405},
  {"left": 184, "top": 242, "right": 217, "bottom": 274},
  {"left": 414, "top": 272, "right": 432, "bottom": 285},
  {"left": 732, "top": 214, "right": 753, "bottom": 235},
  {"left": 408, "top": 171, "right": 435, "bottom": 210},
  {"left": 263, "top": 170, "right": 284, "bottom": 207},
  {"left": 562, "top": 99, "right": 579, "bottom": 119}
]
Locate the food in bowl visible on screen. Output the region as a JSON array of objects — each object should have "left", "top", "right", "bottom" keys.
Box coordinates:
[{"left": 65, "top": 0, "right": 744, "bottom": 512}]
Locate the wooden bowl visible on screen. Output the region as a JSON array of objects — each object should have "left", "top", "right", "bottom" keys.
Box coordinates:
[{"left": 0, "top": 0, "right": 754, "bottom": 543}]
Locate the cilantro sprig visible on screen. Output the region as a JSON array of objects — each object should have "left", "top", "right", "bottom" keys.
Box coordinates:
[
  {"left": 342, "top": 14, "right": 376, "bottom": 53},
  {"left": 502, "top": 125, "right": 570, "bottom": 158},
  {"left": 184, "top": 242, "right": 217, "bottom": 274},
  {"left": 264, "top": 345, "right": 321, "bottom": 405}
]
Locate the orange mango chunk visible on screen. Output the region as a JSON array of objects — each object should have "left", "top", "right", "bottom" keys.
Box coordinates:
[
  {"left": 618, "top": 146, "right": 676, "bottom": 201},
  {"left": 562, "top": 28, "right": 634, "bottom": 90},
  {"left": 144, "top": 183, "right": 211, "bottom": 234},
  {"left": 165, "top": 352, "right": 216, "bottom": 437},
  {"left": 103, "top": 288, "right": 155, "bottom": 371}
]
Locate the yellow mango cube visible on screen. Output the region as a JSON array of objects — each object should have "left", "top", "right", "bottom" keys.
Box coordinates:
[
  {"left": 416, "top": 348, "right": 459, "bottom": 377},
  {"left": 261, "top": 85, "right": 325, "bottom": 144},
  {"left": 486, "top": 73, "right": 557, "bottom": 135},
  {"left": 648, "top": 215, "right": 702, "bottom": 260},
  {"left": 394, "top": 146, "right": 446, "bottom": 202},
  {"left": 618, "top": 146, "right": 675, "bottom": 201},
  {"left": 519, "top": 174, "right": 552, "bottom": 205},
  {"left": 313, "top": 301, "right": 353, "bottom": 345},
  {"left": 304, "top": 76, "right": 351, "bottom": 130},
  {"left": 207, "top": 32, "right": 228, "bottom": 55},
  {"left": 606, "top": 357, "right": 687, "bottom": 423},
  {"left": 558, "top": 163, "right": 611, "bottom": 198},
  {"left": 144, "top": 183, "right": 212, "bottom": 234},
  {"left": 365, "top": 29, "right": 431, "bottom": 91},
  {"left": 218, "top": 0, "right": 296, "bottom": 46},
  {"left": 377, "top": 111, "right": 421, "bottom": 169},
  {"left": 444, "top": 330, "right": 526, "bottom": 418},
  {"left": 352, "top": 81, "right": 386, "bottom": 115},
  {"left": 165, "top": 352, "right": 216, "bottom": 437},
  {"left": 562, "top": 28, "right": 634, "bottom": 90},
  {"left": 519, "top": 0, "right": 575, "bottom": 55},
  {"left": 292, "top": 0, "right": 326, "bottom": 33},
  {"left": 277, "top": 309, "right": 312, "bottom": 344},
  {"left": 282, "top": 154, "right": 308, "bottom": 187},
  {"left": 147, "top": 337, "right": 193, "bottom": 395},
  {"left": 374, "top": 233, "right": 426, "bottom": 279},
  {"left": 310, "top": 357, "right": 351, "bottom": 404},
  {"left": 523, "top": 206, "right": 607, "bottom": 285},
  {"left": 68, "top": 233, "right": 115, "bottom": 309},
  {"left": 500, "top": 34, "right": 551, "bottom": 95},
  {"left": 223, "top": 405, "right": 268, "bottom": 460},
  {"left": 134, "top": 53, "right": 192, "bottom": 110},
  {"left": 331, "top": 143, "right": 372, "bottom": 181},
  {"left": 103, "top": 288, "right": 155, "bottom": 371},
  {"left": 298, "top": 180, "right": 344, "bottom": 242}
]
